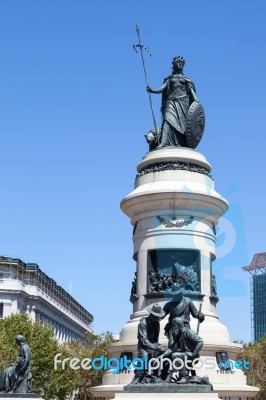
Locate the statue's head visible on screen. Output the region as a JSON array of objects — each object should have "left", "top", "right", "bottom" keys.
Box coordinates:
[
  {"left": 172, "top": 56, "right": 185, "bottom": 72},
  {"left": 148, "top": 303, "right": 165, "bottom": 321},
  {"left": 168, "top": 283, "right": 185, "bottom": 301},
  {"left": 171, "top": 317, "right": 184, "bottom": 335},
  {"left": 220, "top": 352, "right": 228, "bottom": 362},
  {"left": 145, "top": 127, "right": 162, "bottom": 151},
  {"left": 15, "top": 335, "right": 26, "bottom": 345}
]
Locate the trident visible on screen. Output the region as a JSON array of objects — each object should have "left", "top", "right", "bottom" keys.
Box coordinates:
[{"left": 133, "top": 25, "right": 157, "bottom": 131}]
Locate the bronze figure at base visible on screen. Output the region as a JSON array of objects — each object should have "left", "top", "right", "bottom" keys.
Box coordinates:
[
  {"left": 129, "top": 285, "right": 212, "bottom": 390},
  {"left": 0, "top": 336, "right": 32, "bottom": 394}
]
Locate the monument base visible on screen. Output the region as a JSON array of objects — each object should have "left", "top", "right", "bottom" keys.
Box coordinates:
[
  {"left": 124, "top": 384, "right": 212, "bottom": 393},
  {"left": 114, "top": 387, "right": 218, "bottom": 400},
  {"left": 114, "top": 395, "right": 218, "bottom": 400},
  {"left": 115, "top": 384, "right": 217, "bottom": 400},
  {"left": 90, "top": 381, "right": 259, "bottom": 400}
]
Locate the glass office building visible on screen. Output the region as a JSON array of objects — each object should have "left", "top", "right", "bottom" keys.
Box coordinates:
[{"left": 242, "top": 253, "right": 266, "bottom": 342}]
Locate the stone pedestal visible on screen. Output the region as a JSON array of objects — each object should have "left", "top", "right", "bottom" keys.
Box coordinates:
[
  {"left": 124, "top": 384, "right": 212, "bottom": 393},
  {"left": 119, "top": 148, "right": 229, "bottom": 345},
  {"left": 114, "top": 384, "right": 218, "bottom": 400},
  {"left": 90, "top": 148, "right": 259, "bottom": 400}
]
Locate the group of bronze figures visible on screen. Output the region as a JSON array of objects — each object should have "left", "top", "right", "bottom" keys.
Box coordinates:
[
  {"left": 148, "top": 263, "right": 200, "bottom": 294},
  {"left": 145, "top": 56, "right": 205, "bottom": 151},
  {"left": 131, "top": 283, "right": 212, "bottom": 387},
  {"left": 131, "top": 265, "right": 218, "bottom": 299},
  {"left": 0, "top": 335, "right": 32, "bottom": 394}
]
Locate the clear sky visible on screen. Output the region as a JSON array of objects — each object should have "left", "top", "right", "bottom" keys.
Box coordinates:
[{"left": 0, "top": 0, "right": 266, "bottom": 342}]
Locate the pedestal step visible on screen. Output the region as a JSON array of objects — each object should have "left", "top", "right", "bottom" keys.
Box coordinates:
[
  {"left": 114, "top": 393, "right": 219, "bottom": 400},
  {"left": 113, "top": 384, "right": 218, "bottom": 400}
]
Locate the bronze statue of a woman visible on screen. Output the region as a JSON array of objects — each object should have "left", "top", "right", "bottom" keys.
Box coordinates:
[{"left": 147, "top": 56, "right": 205, "bottom": 149}]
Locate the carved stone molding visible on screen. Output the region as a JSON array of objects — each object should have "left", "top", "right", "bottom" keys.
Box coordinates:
[
  {"left": 136, "top": 161, "right": 212, "bottom": 179},
  {"left": 157, "top": 216, "right": 194, "bottom": 228}
]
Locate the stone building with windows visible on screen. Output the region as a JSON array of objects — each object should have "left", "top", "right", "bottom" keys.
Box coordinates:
[{"left": 0, "top": 256, "right": 93, "bottom": 342}]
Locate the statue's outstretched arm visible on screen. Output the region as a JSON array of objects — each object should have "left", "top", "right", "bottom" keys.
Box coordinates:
[{"left": 147, "top": 82, "right": 167, "bottom": 94}]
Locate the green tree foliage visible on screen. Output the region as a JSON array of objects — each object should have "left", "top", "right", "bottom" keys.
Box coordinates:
[
  {"left": 239, "top": 335, "right": 266, "bottom": 400},
  {"left": 66, "top": 331, "right": 115, "bottom": 400},
  {"left": 0, "top": 313, "right": 115, "bottom": 400}
]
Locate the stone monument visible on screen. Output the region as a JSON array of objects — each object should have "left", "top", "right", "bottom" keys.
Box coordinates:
[{"left": 90, "top": 31, "right": 259, "bottom": 400}]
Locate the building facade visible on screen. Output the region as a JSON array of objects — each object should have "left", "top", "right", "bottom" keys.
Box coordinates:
[
  {"left": 242, "top": 252, "right": 266, "bottom": 342},
  {"left": 0, "top": 256, "right": 93, "bottom": 342}
]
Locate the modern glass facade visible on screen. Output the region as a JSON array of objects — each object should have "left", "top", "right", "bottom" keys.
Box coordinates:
[
  {"left": 242, "top": 252, "right": 266, "bottom": 342},
  {"left": 251, "top": 273, "right": 266, "bottom": 342}
]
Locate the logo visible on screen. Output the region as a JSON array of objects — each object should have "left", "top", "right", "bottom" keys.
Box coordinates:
[{"left": 54, "top": 354, "right": 250, "bottom": 375}]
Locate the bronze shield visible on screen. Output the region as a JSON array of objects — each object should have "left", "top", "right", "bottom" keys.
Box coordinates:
[{"left": 186, "top": 101, "right": 205, "bottom": 149}]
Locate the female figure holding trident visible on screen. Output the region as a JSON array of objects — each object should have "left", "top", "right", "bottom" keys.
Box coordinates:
[{"left": 147, "top": 56, "right": 198, "bottom": 148}]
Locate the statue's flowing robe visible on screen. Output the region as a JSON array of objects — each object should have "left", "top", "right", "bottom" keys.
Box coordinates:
[
  {"left": 163, "top": 296, "right": 199, "bottom": 326},
  {"left": 160, "top": 74, "right": 195, "bottom": 146}
]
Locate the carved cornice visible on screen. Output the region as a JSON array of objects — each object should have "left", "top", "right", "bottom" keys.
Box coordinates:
[
  {"left": 145, "top": 292, "right": 204, "bottom": 300},
  {"left": 136, "top": 161, "right": 212, "bottom": 179}
]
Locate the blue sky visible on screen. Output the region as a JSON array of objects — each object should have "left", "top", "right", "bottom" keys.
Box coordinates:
[{"left": 0, "top": 0, "right": 266, "bottom": 342}]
